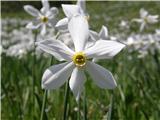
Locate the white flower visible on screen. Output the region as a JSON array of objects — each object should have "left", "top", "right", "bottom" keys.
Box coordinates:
[
  {"left": 155, "top": 29, "right": 160, "bottom": 35},
  {"left": 132, "top": 8, "right": 159, "bottom": 32},
  {"left": 55, "top": 0, "right": 88, "bottom": 31},
  {"left": 37, "top": 16, "right": 125, "bottom": 101},
  {"left": 119, "top": 20, "right": 130, "bottom": 29},
  {"left": 24, "top": 0, "right": 58, "bottom": 35}
]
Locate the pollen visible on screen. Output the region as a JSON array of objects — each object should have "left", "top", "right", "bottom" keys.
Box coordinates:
[
  {"left": 72, "top": 52, "right": 86, "bottom": 67},
  {"left": 41, "top": 16, "right": 48, "bottom": 23}
]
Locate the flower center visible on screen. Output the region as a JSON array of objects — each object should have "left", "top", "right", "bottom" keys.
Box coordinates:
[
  {"left": 72, "top": 52, "right": 86, "bottom": 67},
  {"left": 144, "top": 17, "right": 148, "bottom": 23},
  {"left": 41, "top": 16, "right": 48, "bottom": 23}
]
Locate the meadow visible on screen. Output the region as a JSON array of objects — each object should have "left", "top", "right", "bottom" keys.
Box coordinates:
[{"left": 1, "top": 1, "right": 160, "bottom": 120}]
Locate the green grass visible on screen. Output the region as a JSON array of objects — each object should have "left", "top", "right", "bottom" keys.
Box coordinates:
[{"left": 2, "top": 1, "right": 160, "bottom": 120}]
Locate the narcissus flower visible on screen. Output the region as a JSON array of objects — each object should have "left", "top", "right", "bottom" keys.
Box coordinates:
[
  {"left": 37, "top": 16, "right": 125, "bottom": 101},
  {"left": 132, "top": 8, "right": 159, "bottom": 32},
  {"left": 24, "top": 0, "right": 58, "bottom": 35}
]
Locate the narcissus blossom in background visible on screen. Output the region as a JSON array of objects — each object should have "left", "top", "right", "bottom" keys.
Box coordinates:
[
  {"left": 132, "top": 8, "right": 159, "bottom": 32},
  {"left": 37, "top": 16, "right": 125, "bottom": 101},
  {"left": 24, "top": 0, "right": 58, "bottom": 35}
]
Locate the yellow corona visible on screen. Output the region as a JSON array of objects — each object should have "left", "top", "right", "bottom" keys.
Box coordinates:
[
  {"left": 72, "top": 52, "right": 87, "bottom": 67},
  {"left": 41, "top": 16, "right": 48, "bottom": 23}
]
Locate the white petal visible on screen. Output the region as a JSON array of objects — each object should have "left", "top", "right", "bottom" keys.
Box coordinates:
[
  {"left": 140, "top": 22, "right": 146, "bottom": 32},
  {"left": 55, "top": 18, "right": 68, "bottom": 30},
  {"left": 140, "top": 8, "right": 148, "bottom": 18},
  {"left": 132, "top": 18, "right": 143, "bottom": 23},
  {"left": 42, "top": 0, "right": 50, "bottom": 11},
  {"left": 89, "top": 30, "right": 99, "bottom": 41},
  {"left": 46, "top": 7, "right": 59, "bottom": 18},
  {"left": 77, "top": 0, "right": 86, "bottom": 14},
  {"left": 24, "top": 5, "right": 40, "bottom": 17},
  {"left": 42, "top": 62, "right": 74, "bottom": 89},
  {"left": 26, "top": 20, "right": 41, "bottom": 29},
  {"left": 86, "top": 61, "right": 117, "bottom": 89},
  {"left": 62, "top": 4, "right": 80, "bottom": 18},
  {"left": 36, "top": 40, "right": 75, "bottom": 61},
  {"left": 69, "top": 68, "right": 86, "bottom": 101},
  {"left": 99, "top": 25, "right": 108, "bottom": 39},
  {"left": 40, "top": 24, "right": 46, "bottom": 35},
  {"left": 147, "top": 15, "right": 159, "bottom": 24},
  {"left": 85, "top": 40, "right": 125, "bottom": 59},
  {"left": 50, "top": 7, "right": 59, "bottom": 15},
  {"left": 47, "top": 19, "right": 57, "bottom": 27},
  {"left": 68, "top": 15, "right": 89, "bottom": 52}
]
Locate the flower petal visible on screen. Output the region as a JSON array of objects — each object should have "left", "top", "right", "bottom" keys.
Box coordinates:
[
  {"left": 62, "top": 4, "right": 80, "bottom": 18},
  {"left": 86, "top": 61, "right": 117, "bottom": 89},
  {"left": 36, "top": 40, "right": 75, "bottom": 61},
  {"left": 26, "top": 19, "right": 41, "bottom": 29},
  {"left": 50, "top": 7, "right": 59, "bottom": 15},
  {"left": 140, "top": 8, "right": 148, "bottom": 18},
  {"left": 68, "top": 15, "right": 89, "bottom": 52},
  {"left": 24, "top": 5, "right": 40, "bottom": 17},
  {"left": 46, "top": 7, "right": 59, "bottom": 18},
  {"left": 40, "top": 24, "right": 47, "bottom": 35},
  {"left": 140, "top": 22, "right": 146, "bottom": 32},
  {"left": 132, "top": 18, "right": 143, "bottom": 23},
  {"left": 55, "top": 18, "right": 68, "bottom": 30},
  {"left": 47, "top": 19, "right": 57, "bottom": 27},
  {"left": 89, "top": 30, "right": 99, "bottom": 41},
  {"left": 99, "top": 25, "right": 108, "bottom": 39},
  {"left": 77, "top": 0, "right": 86, "bottom": 14},
  {"left": 147, "top": 15, "right": 159, "bottom": 24},
  {"left": 42, "top": 62, "right": 74, "bottom": 89},
  {"left": 85, "top": 40, "right": 125, "bottom": 59},
  {"left": 69, "top": 67, "right": 86, "bottom": 101},
  {"left": 42, "top": 0, "right": 50, "bottom": 11}
]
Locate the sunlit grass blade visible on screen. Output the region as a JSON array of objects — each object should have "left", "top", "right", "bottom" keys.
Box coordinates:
[
  {"left": 107, "top": 93, "right": 113, "bottom": 120},
  {"left": 83, "top": 89, "right": 87, "bottom": 120},
  {"left": 63, "top": 81, "right": 70, "bottom": 120},
  {"left": 34, "top": 92, "right": 48, "bottom": 120},
  {"left": 40, "top": 90, "right": 48, "bottom": 120}
]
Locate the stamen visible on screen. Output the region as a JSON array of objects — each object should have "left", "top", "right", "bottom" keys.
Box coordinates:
[{"left": 72, "top": 52, "right": 86, "bottom": 67}]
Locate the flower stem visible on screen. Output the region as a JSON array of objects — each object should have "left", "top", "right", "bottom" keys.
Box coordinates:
[
  {"left": 63, "top": 81, "right": 70, "bottom": 120},
  {"left": 40, "top": 57, "right": 53, "bottom": 120},
  {"left": 83, "top": 89, "right": 87, "bottom": 120},
  {"left": 78, "top": 99, "right": 81, "bottom": 120},
  {"left": 40, "top": 90, "right": 47, "bottom": 120},
  {"left": 107, "top": 92, "right": 114, "bottom": 120},
  {"left": 33, "top": 31, "right": 37, "bottom": 118}
]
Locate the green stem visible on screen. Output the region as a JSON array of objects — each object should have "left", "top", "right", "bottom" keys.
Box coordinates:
[
  {"left": 40, "top": 57, "right": 53, "bottom": 120},
  {"left": 33, "top": 31, "right": 37, "bottom": 118},
  {"left": 40, "top": 90, "right": 47, "bottom": 120},
  {"left": 63, "top": 81, "right": 70, "bottom": 120},
  {"left": 83, "top": 89, "right": 87, "bottom": 120},
  {"left": 78, "top": 99, "right": 81, "bottom": 120},
  {"left": 107, "top": 93, "right": 114, "bottom": 120}
]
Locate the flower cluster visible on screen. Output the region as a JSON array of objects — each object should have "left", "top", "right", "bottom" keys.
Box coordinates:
[{"left": 23, "top": 0, "right": 126, "bottom": 101}]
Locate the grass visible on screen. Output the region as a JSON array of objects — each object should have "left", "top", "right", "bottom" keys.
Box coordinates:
[{"left": 1, "top": 1, "right": 160, "bottom": 120}]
